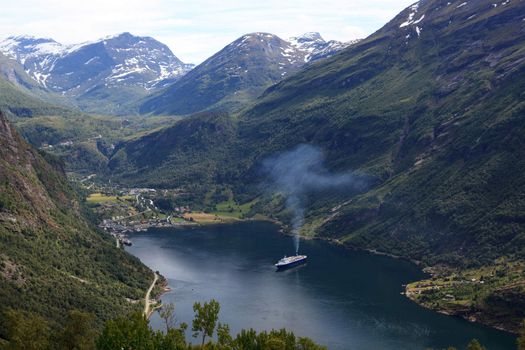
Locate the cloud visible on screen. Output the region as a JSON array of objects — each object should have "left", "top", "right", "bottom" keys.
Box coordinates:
[{"left": 0, "top": 0, "right": 414, "bottom": 63}]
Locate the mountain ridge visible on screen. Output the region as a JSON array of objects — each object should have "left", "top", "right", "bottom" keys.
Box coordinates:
[
  {"left": 139, "top": 31, "right": 357, "bottom": 115},
  {"left": 0, "top": 32, "right": 194, "bottom": 114}
]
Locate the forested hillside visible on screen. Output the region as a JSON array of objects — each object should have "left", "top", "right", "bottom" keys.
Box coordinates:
[{"left": 0, "top": 111, "right": 151, "bottom": 337}]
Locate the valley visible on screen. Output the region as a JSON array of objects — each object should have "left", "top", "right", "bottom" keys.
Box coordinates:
[{"left": 1, "top": 0, "right": 525, "bottom": 348}]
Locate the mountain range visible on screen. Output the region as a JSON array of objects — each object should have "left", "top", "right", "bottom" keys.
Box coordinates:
[
  {"left": 140, "top": 32, "right": 356, "bottom": 115},
  {"left": 107, "top": 0, "right": 525, "bottom": 331},
  {"left": 0, "top": 33, "right": 193, "bottom": 114},
  {"left": 0, "top": 32, "right": 353, "bottom": 115},
  {"left": 1, "top": 0, "right": 524, "bottom": 336}
]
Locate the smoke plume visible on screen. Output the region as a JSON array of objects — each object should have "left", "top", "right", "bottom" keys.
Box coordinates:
[{"left": 262, "top": 144, "right": 366, "bottom": 255}]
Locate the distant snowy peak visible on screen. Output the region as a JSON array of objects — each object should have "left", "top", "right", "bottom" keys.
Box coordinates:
[
  {"left": 94, "top": 32, "right": 195, "bottom": 89},
  {"left": 0, "top": 36, "right": 63, "bottom": 64},
  {"left": 226, "top": 31, "right": 358, "bottom": 67},
  {"left": 291, "top": 31, "right": 324, "bottom": 43},
  {"left": 288, "top": 32, "right": 360, "bottom": 62},
  {"left": 198, "top": 32, "right": 305, "bottom": 79},
  {"left": 0, "top": 33, "right": 194, "bottom": 93},
  {"left": 288, "top": 32, "right": 326, "bottom": 53}
]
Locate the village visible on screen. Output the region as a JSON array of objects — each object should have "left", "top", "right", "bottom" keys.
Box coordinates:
[
  {"left": 72, "top": 172, "right": 256, "bottom": 248},
  {"left": 80, "top": 181, "right": 197, "bottom": 246}
]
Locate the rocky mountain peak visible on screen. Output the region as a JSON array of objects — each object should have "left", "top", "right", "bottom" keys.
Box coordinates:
[
  {"left": 290, "top": 32, "right": 324, "bottom": 43},
  {"left": 0, "top": 33, "right": 194, "bottom": 106}
]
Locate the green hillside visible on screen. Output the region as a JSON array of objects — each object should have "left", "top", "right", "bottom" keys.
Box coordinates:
[
  {"left": 0, "top": 76, "right": 73, "bottom": 119},
  {"left": 0, "top": 53, "right": 77, "bottom": 109},
  {"left": 0, "top": 111, "right": 152, "bottom": 336},
  {"left": 0, "top": 54, "right": 77, "bottom": 119}
]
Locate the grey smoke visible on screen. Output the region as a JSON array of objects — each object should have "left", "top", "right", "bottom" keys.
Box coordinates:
[{"left": 262, "top": 144, "right": 366, "bottom": 254}]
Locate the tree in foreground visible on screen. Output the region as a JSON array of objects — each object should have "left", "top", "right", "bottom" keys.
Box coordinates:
[
  {"left": 159, "top": 303, "right": 177, "bottom": 332},
  {"left": 3, "top": 309, "right": 50, "bottom": 350},
  {"left": 192, "top": 299, "right": 220, "bottom": 347},
  {"left": 518, "top": 320, "right": 525, "bottom": 350},
  {"left": 96, "top": 312, "right": 153, "bottom": 350},
  {"left": 1, "top": 300, "right": 326, "bottom": 350},
  {"left": 57, "top": 310, "right": 96, "bottom": 350},
  {"left": 217, "top": 322, "right": 233, "bottom": 348},
  {"left": 231, "top": 328, "right": 326, "bottom": 350},
  {"left": 467, "top": 339, "right": 486, "bottom": 350}
]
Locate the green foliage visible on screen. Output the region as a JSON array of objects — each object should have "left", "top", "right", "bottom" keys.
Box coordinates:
[
  {"left": 159, "top": 303, "right": 177, "bottom": 332},
  {"left": 467, "top": 339, "right": 486, "bottom": 350},
  {"left": 96, "top": 312, "right": 188, "bottom": 350},
  {"left": 96, "top": 313, "right": 154, "bottom": 350},
  {"left": 231, "top": 328, "right": 327, "bottom": 350},
  {"left": 217, "top": 323, "right": 233, "bottom": 348},
  {"left": 0, "top": 112, "right": 151, "bottom": 333},
  {"left": 3, "top": 309, "right": 50, "bottom": 350},
  {"left": 92, "top": 301, "right": 326, "bottom": 350},
  {"left": 406, "top": 261, "right": 525, "bottom": 332},
  {"left": 108, "top": 112, "right": 237, "bottom": 190},
  {"left": 56, "top": 310, "right": 96, "bottom": 350},
  {"left": 192, "top": 299, "right": 220, "bottom": 347},
  {"left": 0, "top": 72, "right": 73, "bottom": 120},
  {"left": 12, "top": 114, "right": 179, "bottom": 174},
  {"left": 518, "top": 320, "right": 525, "bottom": 350}
]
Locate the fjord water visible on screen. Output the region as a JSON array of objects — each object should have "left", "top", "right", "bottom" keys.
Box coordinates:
[{"left": 126, "top": 221, "right": 515, "bottom": 350}]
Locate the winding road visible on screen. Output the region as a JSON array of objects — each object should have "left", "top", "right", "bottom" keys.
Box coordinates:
[{"left": 144, "top": 272, "right": 158, "bottom": 316}]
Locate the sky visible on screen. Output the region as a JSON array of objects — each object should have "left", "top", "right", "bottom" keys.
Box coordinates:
[{"left": 0, "top": 0, "right": 415, "bottom": 64}]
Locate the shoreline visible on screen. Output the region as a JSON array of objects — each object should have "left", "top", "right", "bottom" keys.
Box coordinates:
[
  {"left": 129, "top": 217, "right": 519, "bottom": 335},
  {"left": 403, "top": 292, "right": 517, "bottom": 335},
  {"left": 145, "top": 273, "right": 172, "bottom": 319}
]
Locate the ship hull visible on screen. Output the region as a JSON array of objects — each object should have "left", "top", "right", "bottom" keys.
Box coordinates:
[{"left": 275, "top": 256, "right": 307, "bottom": 270}]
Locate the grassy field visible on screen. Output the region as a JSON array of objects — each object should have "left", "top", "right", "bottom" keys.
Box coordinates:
[
  {"left": 182, "top": 212, "right": 239, "bottom": 224},
  {"left": 86, "top": 193, "right": 135, "bottom": 204},
  {"left": 213, "top": 198, "right": 257, "bottom": 219},
  {"left": 169, "top": 217, "right": 186, "bottom": 223}
]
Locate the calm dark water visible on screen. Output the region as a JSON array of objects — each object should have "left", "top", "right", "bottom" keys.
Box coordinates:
[{"left": 126, "top": 221, "right": 515, "bottom": 350}]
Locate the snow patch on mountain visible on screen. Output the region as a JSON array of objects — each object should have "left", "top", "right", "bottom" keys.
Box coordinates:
[
  {"left": 288, "top": 32, "right": 358, "bottom": 62},
  {"left": 0, "top": 33, "right": 194, "bottom": 94},
  {"left": 400, "top": 2, "right": 422, "bottom": 27}
]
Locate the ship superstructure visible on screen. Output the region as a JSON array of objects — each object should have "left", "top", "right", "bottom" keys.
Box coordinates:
[{"left": 275, "top": 255, "right": 307, "bottom": 270}]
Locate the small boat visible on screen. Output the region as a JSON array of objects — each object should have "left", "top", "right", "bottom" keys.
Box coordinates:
[{"left": 275, "top": 255, "right": 307, "bottom": 270}]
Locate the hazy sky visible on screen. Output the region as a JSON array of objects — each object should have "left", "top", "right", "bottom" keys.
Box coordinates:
[{"left": 1, "top": 0, "right": 415, "bottom": 64}]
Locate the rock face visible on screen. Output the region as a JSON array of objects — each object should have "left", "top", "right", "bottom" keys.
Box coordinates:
[
  {"left": 140, "top": 32, "right": 357, "bottom": 115},
  {"left": 0, "top": 33, "right": 194, "bottom": 114}
]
